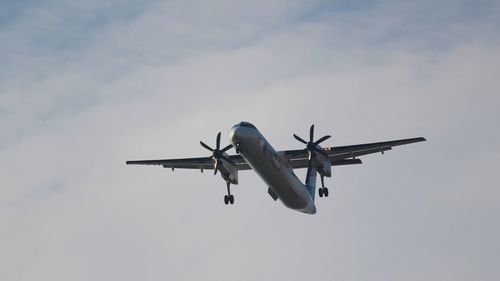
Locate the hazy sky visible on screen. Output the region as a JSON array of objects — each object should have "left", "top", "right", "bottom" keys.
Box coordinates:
[{"left": 1, "top": 1, "right": 499, "bottom": 280}]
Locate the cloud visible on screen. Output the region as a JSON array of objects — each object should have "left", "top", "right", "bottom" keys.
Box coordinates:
[{"left": 1, "top": 1, "right": 499, "bottom": 281}]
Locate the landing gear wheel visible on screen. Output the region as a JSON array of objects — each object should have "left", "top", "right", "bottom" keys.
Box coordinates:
[
  {"left": 224, "top": 195, "right": 229, "bottom": 205},
  {"left": 318, "top": 188, "right": 324, "bottom": 198},
  {"left": 323, "top": 187, "right": 329, "bottom": 197},
  {"left": 229, "top": 195, "right": 235, "bottom": 204}
]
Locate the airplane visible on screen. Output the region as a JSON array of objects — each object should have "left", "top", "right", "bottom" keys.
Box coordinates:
[{"left": 126, "top": 121, "right": 426, "bottom": 214}]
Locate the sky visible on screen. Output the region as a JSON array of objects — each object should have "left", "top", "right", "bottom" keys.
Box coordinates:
[{"left": 1, "top": 0, "right": 499, "bottom": 280}]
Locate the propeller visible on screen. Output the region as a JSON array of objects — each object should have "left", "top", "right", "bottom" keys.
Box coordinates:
[
  {"left": 293, "top": 125, "right": 331, "bottom": 163},
  {"left": 200, "top": 132, "right": 234, "bottom": 175}
]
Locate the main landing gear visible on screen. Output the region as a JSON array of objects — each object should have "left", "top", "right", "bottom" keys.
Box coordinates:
[
  {"left": 224, "top": 181, "right": 235, "bottom": 205},
  {"left": 318, "top": 175, "right": 330, "bottom": 198}
]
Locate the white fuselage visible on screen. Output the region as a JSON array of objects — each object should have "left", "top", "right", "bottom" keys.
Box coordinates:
[{"left": 229, "top": 123, "right": 316, "bottom": 214}]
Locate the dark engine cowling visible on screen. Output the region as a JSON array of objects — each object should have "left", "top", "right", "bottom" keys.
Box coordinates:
[
  {"left": 219, "top": 158, "right": 239, "bottom": 184},
  {"left": 313, "top": 154, "right": 332, "bottom": 177}
]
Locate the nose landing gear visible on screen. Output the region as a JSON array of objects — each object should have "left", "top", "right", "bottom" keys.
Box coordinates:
[
  {"left": 318, "top": 174, "right": 329, "bottom": 198},
  {"left": 224, "top": 181, "right": 235, "bottom": 205}
]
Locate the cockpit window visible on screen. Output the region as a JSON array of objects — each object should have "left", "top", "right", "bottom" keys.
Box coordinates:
[{"left": 239, "top": 122, "right": 256, "bottom": 129}]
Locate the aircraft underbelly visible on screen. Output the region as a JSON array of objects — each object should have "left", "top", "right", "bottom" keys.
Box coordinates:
[{"left": 236, "top": 131, "right": 313, "bottom": 212}]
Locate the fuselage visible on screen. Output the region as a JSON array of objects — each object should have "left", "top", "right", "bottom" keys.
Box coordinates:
[{"left": 229, "top": 122, "right": 316, "bottom": 214}]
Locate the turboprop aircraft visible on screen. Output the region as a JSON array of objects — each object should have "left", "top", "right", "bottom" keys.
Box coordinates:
[{"left": 126, "top": 122, "right": 425, "bottom": 214}]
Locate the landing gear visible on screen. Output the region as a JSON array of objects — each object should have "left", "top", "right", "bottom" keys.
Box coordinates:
[
  {"left": 318, "top": 175, "right": 330, "bottom": 198},
  {"left": 224, "top": 181, "right": 235, "bottom": 205},
  {"left": 224, "top": 194, "right": 234, "bottom": 204},
  {"left": 318, "top": 187, "right": 329, "bottom": 197}
]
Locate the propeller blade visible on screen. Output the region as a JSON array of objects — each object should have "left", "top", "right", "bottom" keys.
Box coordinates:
[
  {"left": 314, "top": 135, "right": 331, "bottom": 145},
  {"left": 309, "top": 124, "right": 315, "bottom": 143},
  {"left": 214, "top": 160, "right": 219, "bottom": 175},
  {"left": 200, "top": 141, "right": 214, "bottom": 152},
  {"left": 216, "top": 132, "right": 221, "bottom": 150},
  {"left": 220, "top": 144, "right": 233, "bottom": 153},
  {"left": 293, "top": 134, "right": 308, "bottom": 144}
]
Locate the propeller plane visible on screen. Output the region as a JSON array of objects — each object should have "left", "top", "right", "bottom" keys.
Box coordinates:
[{"left": 126, "top": 122, "right": 425, "bottom": 214}]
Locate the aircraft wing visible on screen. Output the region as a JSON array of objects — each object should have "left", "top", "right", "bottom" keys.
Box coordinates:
[
  {"left": 126, "top": 137, "right": 425, "bottom": 171},
  {"left": 283, "top": 137, "right": 426, "bottom": 169},
  {"left": 126, "top": 155, "right": 252, "bottom": 170}
]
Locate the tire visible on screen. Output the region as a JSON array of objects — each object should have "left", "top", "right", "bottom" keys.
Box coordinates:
[
  {"left": 229, "top": 195, "right": 235, "bottom": 204},
  {"left": 224, "top": 195, "right": 229, "bottom": 205},
  {"left": 318, "top": 188, "right": 324, "bottom": 197},
  {"left": 324, "top": 188, "right": 329, "bottom": 197}
]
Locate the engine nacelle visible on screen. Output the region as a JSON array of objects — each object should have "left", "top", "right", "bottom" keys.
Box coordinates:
[
  {"left": 313, "top": 154, "right": 332, "bottom": 177},
  {"left": 220, "top": 158, "right": 239, "bottom": 184}
]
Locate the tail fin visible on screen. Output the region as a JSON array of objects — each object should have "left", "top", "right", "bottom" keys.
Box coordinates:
[{"left": 305, "top": 165, "right": 317, "bottom": 202}]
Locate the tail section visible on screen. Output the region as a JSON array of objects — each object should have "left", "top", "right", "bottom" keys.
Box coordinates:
[{"left": 305, "top": 165, "right": 317, "bottom": 202}]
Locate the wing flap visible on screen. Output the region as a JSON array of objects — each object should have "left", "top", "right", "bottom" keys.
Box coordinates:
[
  {"left": 126, "top": 155, "right": 252, "bottom": 170},
  {"left": 288, "top": 158, "right": 362, "bottom": 169}
]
